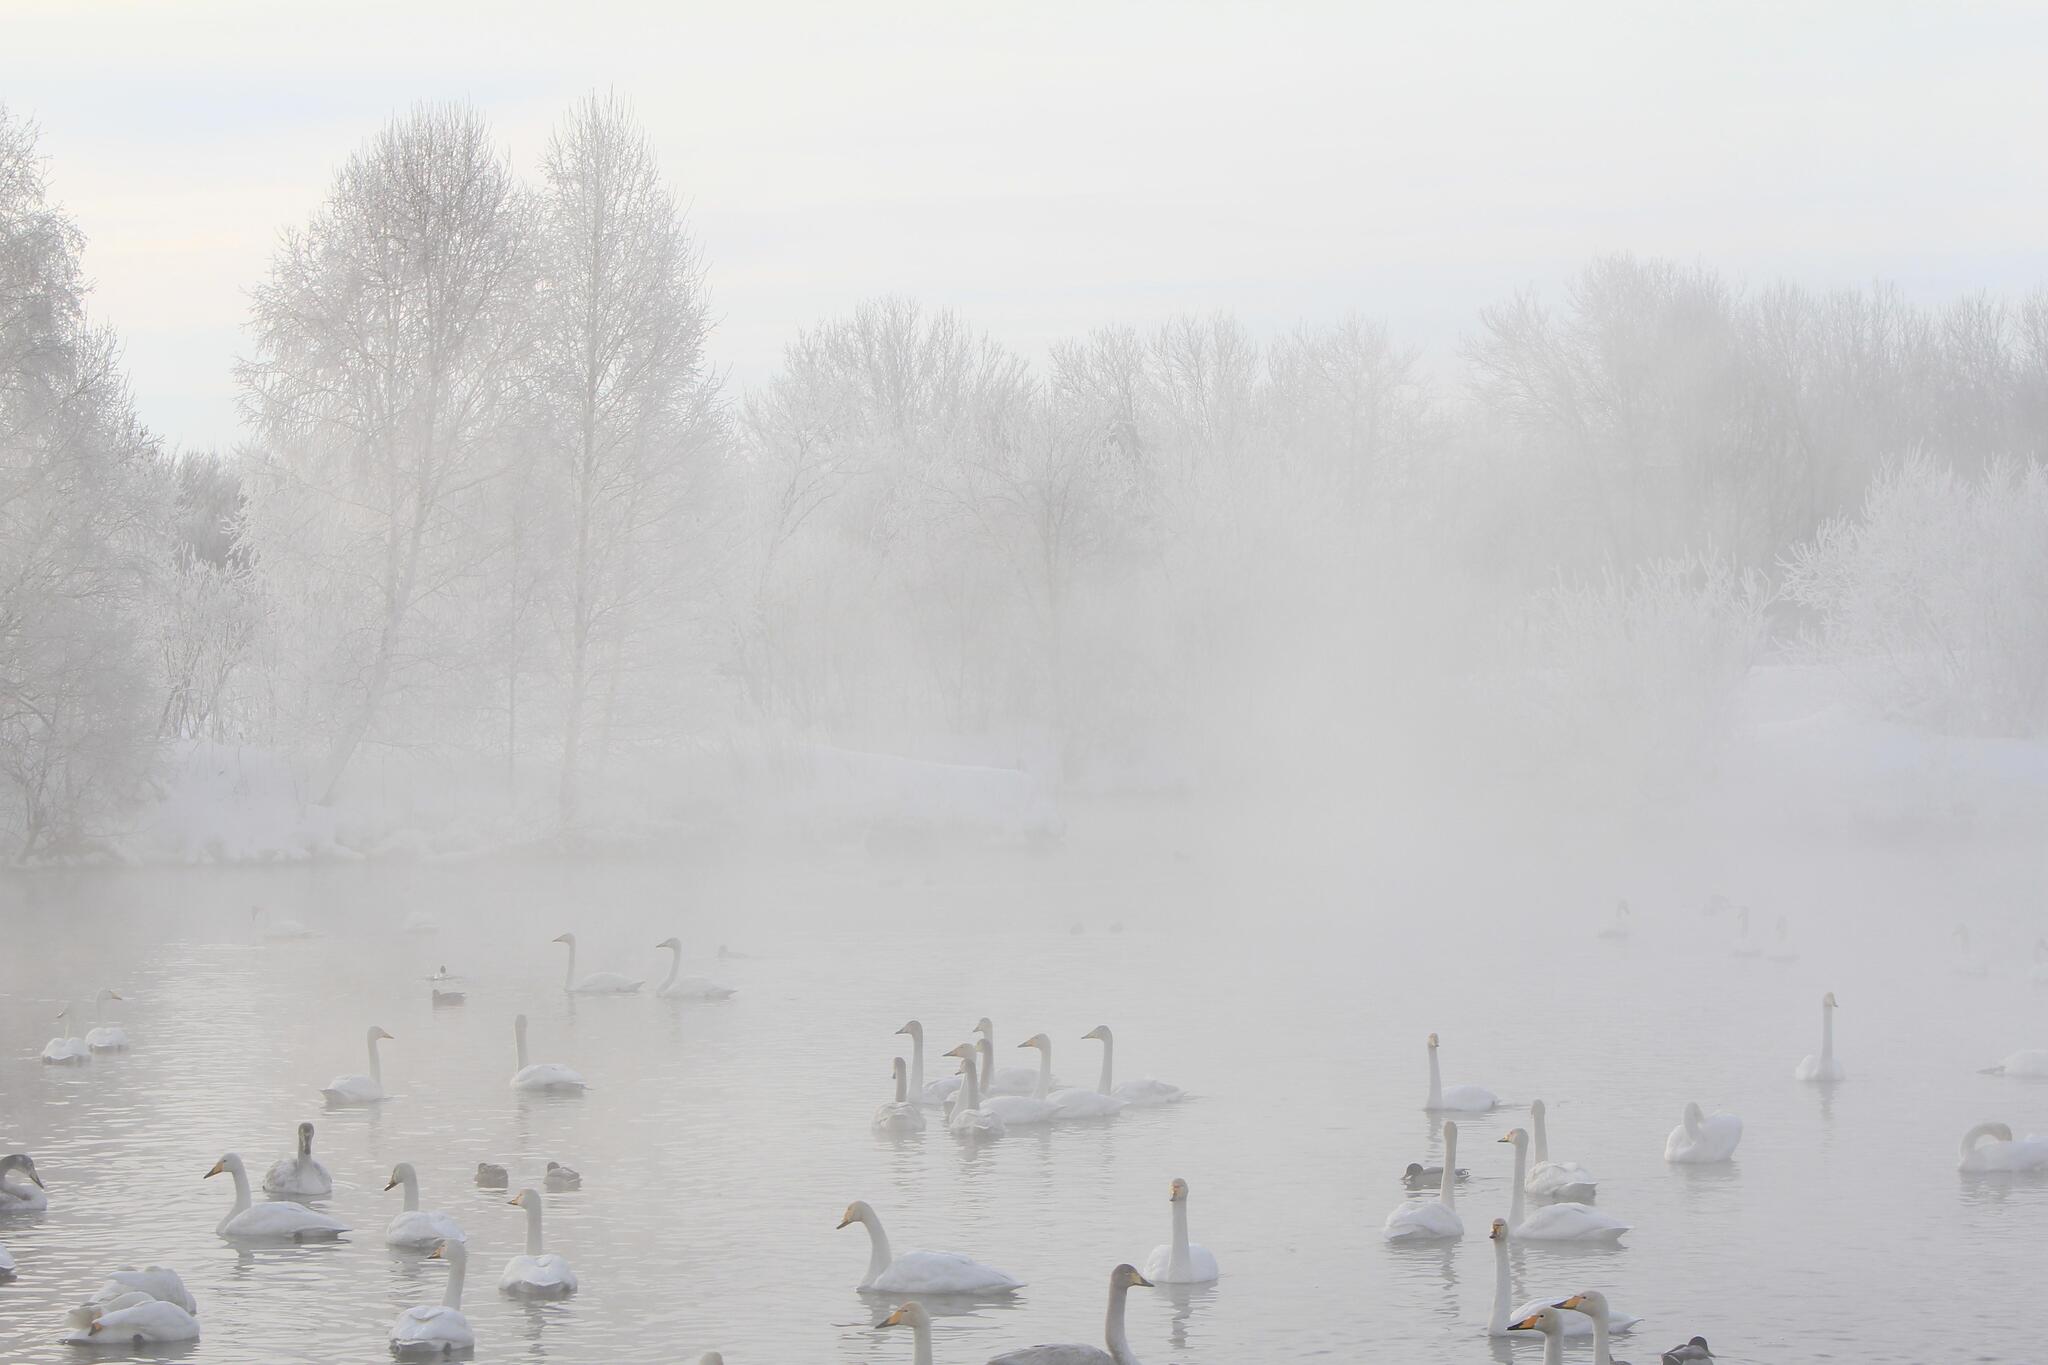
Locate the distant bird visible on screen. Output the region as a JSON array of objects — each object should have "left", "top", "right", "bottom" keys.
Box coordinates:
[
  {"left": 1423, "top": 1032, "right": 1496, "bottom": 1111},
  {"left": 1979, "top": 1049, "right": 2048, "bottom": 1078},
  {"left": 1401, "top": 1161, "right": 1468, "bottom": 1187},
  {"left": 552, "top": 933, "right": 643, "bottom": 994},
  {"left": 1662, "top": 1336, "right": 1715, "bottom": 1363},
  {"left": 1794, "top": 991, "right": 1844, "bottom": 1082},
  {"left": 1665, "top": 1102, "right": 1743, "bottom": 1164},
  {"left": 1765, "top": 914, "right": 1799, "bottom": 963},
  {"left": 654, "top": 937, "right": 734, "bottom": 1000},
  {"left": 1953, "top": 924, "right": 1989, "bottom": 977},
  {"left": 544, "top": 1161, "right": 581, "bottom": 1192},
  {"left": 1730, "top": 905, "right": 1760, "bottom": 957},
  {"left": 431, "top": 988, "right": 465, "bottom": 1007},
  {"left": 475, "top": 1163, "right": 508, "bottom": 1189},
  {"left": 321, "top": 1026, "right": 394, "bottom": 1106},
  {"left": 1143, "top": 1177, "right": 1218, "bottom": 1283}
]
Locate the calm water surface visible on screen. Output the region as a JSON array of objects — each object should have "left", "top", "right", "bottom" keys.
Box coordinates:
[{"left": 0, "top": 840, "right": 2041, "bottom": 1363}]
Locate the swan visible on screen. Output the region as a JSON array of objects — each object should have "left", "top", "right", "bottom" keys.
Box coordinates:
[
  {"left": 322, "top": 1025, "right": 395, "bottom": 1105},
  {"left": 0, "top": 1241, "right": 12, "bottom": 1281},
  {"left": 88, "top": 1266, "right": 198, "bottom": 1315},
  {"left": 40, "top": 1004, "right": 90, "bottom": 1064},
  {"left": 1019, "top": 1035, "right": 1125, "bottom": 1119},
  {"left": 1953, "top": 924, "right": 1988, "bottom": 977},
  {"left": 1765, "top": 914, "right": 1798, "bottom": 963},
  {"left": 838, "top": 1199, "right": 1021, "bottom": 1294},
  {"left": 499, "top": 1188, "right": 577, "bottom": 1296},
  {"left": 544, "top": 1161, "right": 581, "bottom": 1191},
  {"left": 897, "top": 1020, "right": 956, "bottom": 1107},
  {"left": 1526, "top": 1099, "right": 1598, "bottom": 1200},
  {"left": 85, "top": 989, "right": 130, "bottom": 1051},
  {"left": 972, "top": 1019, "right": 1043, "bottom": 1095},
  {"left": 987, "top": 1262, "right": 1154, "bottom": 1364},
  {"left": 1509, "top": 1306, "right": 1577, "bottom": 1365},
  {"left": 655, "top": 937, "right": 735, "bottom": 1000},
  {"left": 1424, "top": 1033, "right": 1496, "bottom": 1111},
  {"left": 941, "top": 1045, "right": 1007, "bottom": 1139},
  {"left": 1978, "top": 1049, "right": 2048, "bottom": 1078},
  {"left": 511, "top": 1014, "right": 587, "bottom": 1092},
  {"left": 390, "top": 1238, "right": 474, "bottom": 1355},
  {"left": 252, "top": 905, "right": 314, "bottom": 939},
  {"left": 878, "top": 1302, "right": 938, "bottom": 1364},
  {"left": 1384, "top": 1119, "right": 1464, "bottom": 1240},
  {"left": 976, "top": 1038, "right": 1058, "bottom": 1124},
  {"left": 1597, "top": 900, "right": 1630, "bottom": 941},
  {"left": 262, "top": 1121, "right": 334, "bottom": 1197},
  {"left": 61, "top": 1295, "right": 201, "bottom": 1347},
  {"left": 874, "top": 1058, "right": 928, "bottom": 1133},
  {"left": 1558, "top": 1290, "right": 1637, "bottom": 1365},
  {"left": 1957, "top": 1121, "right": 2048, "bottom": 1172},
  {"left": 1142, "top": 1177, "right": 1217, "bottom": 1283},
  {"left": 552, "top": 932, "right": 643, "bottom": 994},
  {"left": 1083, "top": 1025, "right": 1184, "bottom": 1106},
  {"left": 207, "top": 1153, "right": 347, "bottom": 1240},
  {"left": 1663, "top": 1102, "right": 1743, "bottom": 1164},
  {"left": 1487, "top": 1220, "right": 1640, "bottom": 1338},
  {"left": 1730, "top": 905, "right": 1760, "bottom": 957},
  {"left": 475, "top": 1163, "right": 508, "bottom": 1189},
  {"left": 385, "top": 1163, "right": 466, "bottom": 1248},
  {"left": 1660, "top": 1335, "right": 1714, "bottom": 1362},
  {"left": 0, "top": 1153, "right": 48, "bottom": 1212},
  {"left": 1793, "top": 991, "right": 1844, "bottom": 1082},
  {"left": 1500, "top": 1129, "right": 1629, "bottom": 1242}
]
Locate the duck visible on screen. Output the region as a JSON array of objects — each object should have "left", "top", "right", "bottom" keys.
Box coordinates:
[
  {"left": 207, "top": 1154, "right": 347, "bottom": 1240},
  {"left": 1500, "top": 1129, "right": 1629, "bottom": 1242},
  {"left": 1957, "top": 1121, "right": 2048, "bottom": 1172},
  {"left": 552, "top": 932, "right": 643, "bottom": 994},
  {"left": 655, "top": 937, "right": 735, "bottom": 1000},
  {"left": 1662, "top": 1337, "right": 1714, "bottom": 1363},
  {"left": 1018, "top": 1034, "right": 1125, "bottom": 1119},
  {"left": 262, "top": 1122, "right": 334, "bottom": 1198},
  {"left": 987, "top": 1263, "right": 1153, "bottom": 1364},
  {"left": 1384, "top": 1119, "right": 1464, "bottom": 1241},
  {"left": 874, "top": 1058, "right": 928, "bottom": 1133},
  {"left": 40, "top": 1005, "right": 90, "bottom": 1065},
  {"left": 475, "top": 1163, "right": 508, "bottom": 1189},
  {"left": 1793, "top": 991, "right": 1844, "bottom": 1082},
  {"left": 1083, "top": 1024, "right": 1183, "bottom": 1106},
  {"left": 500, "top": 1188, "right": 577, "bottom": 1296},
  {"left": 510, "top": 1014, "right": 587, "bottom": 1092},
  {"left": 389, "top": 1238, "right": 474, "bottom": 1355},
  {"left": 838, "top": 1199, "right": 1021, "bottom": 1294},
  {"left": 431, "top": 989, "right": 465, "bottom": 1007},
  {"left": 1525, "top": 1099, "right": 1598, "bottom": 1200},
  {"left": 0, "top": 1153, "right": 49, "bottom": 1212},
  {"left": 321, "top": 1025, "right": 394, "bottom": 1106},
  {"left": 84, "top": 989, "right": 130, "bottom": 1051},
  {"left": 545, "top": 1161, "right": 581, "bottom": 1191},
  {"left": 1142, "top": 1177, "right": 1218, "bottom": 1282},
  {"left": 1664, "top": 1102, "right": 1743, "bottom": 1164},
  {"left": 384, "top": 1163, "right": 466, "bottom": 1248},
  {"left": 1401, "top": 1161, "right": 1468, "bottom": 1187}
]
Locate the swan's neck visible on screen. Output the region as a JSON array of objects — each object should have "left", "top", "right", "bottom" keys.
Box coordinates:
[
  {"left": 1096, "top": 1033, "right": 1115, "bottom": 1095},
  {"left": 1543, "top": 1327, "right": 1563, "bottom": 1365},
  {"left": 1439, "top": 1130, "right": 1459, "bottom": 1210},
  {"left": 229, "top": 1159, "right": 252, "bottom": 1216},
  {"left": 909, "top": 1316, "right": 932, "bottom": 1365},
  {"left": 524, "top": 1199, "right": 544, "bottom": 1257},
  {"left": 907, "top": 1031, "right": 923, "bottom": 1096},
  {"left": 401, "top": 1169, "right": 420, "bottom": 1212},
  {"left": 894, "top": 1065, "right": 908, "bottom": 1104},
  {"left": 1033, "top": 1044, "right": 1053, "bottom": 1099},
  {"left": 562, "top": 940, "right": 577, "bottom": 990},
  {"left": 861, "top": 1211, "right": 894, "bottom": 1281},
  {"left": 1685, "top": 1106, "right": 1702, "bottom": 1141},
  {"left": 442, "top": 1247, "right": 467, "bottom": 1309},
  {"left": 367, "top": 1035, "right": 383, "bottom": 1088},
  {"left": 1427, "top": 1046, "right": 1443, "bottom": 1109},
  {"left": 516, "top": 1021, "right": 530, "bottom": 1071},
  {"left": 1961, "top": 1122, "right": 2009, "bottom": 1160},
  {"left": 661, "top": 945, "right": 681, "bottom": 992},
  {"left": 1590, "top": 1308, "right": 1612, "bottom": 1365},
  {"left": 1105, "top": 1280, "right": 1137, "bottom": 1365},
  {"left": 1532, "top": 1109, "right": 1550, "bottom": 1163},
  {"left": 1488, "top": 1235, "right": 1509, "bottom": 1334},
  {"left": 1507, "top": 1140, "right": 1526, "bottom": 1227},
  {"left": 1170, "top": 1199, "right": 1191, "bottom": 1277},
  {"left": 979, "top": 1037, "right": 996, "bottom": 1089},
  {"left": 1820, "top": 1004, "right": 1834, "bottom": 1066},
  {"left": 960, "top": 1055, "right": 982, "bottom": 1110}
]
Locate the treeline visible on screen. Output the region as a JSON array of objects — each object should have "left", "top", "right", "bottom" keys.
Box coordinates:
[{"left": 3, "top": 98, "right": 2045, "bottom": 858}]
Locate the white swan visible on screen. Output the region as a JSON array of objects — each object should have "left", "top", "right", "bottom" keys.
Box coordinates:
[
  {"left": 987, "top": 1262, "right": 1154, "bottom": 1364},
  {"left": 1142, "top": 1177, "right": 1217, "bottom": 1282},
  {"left": 1558, "top": 1290, "right": 1635, "bottom": 1365},
  {"left": 1953, "top": 924, "right": 1989, "bottom": 977},
  {"left": 40, "top": 1004, "right": 90, "bottom": 1065},
  {"left": 0, "top": 1153, "right": 48, "bottom": 1212},
  {"left": 973, "top": 1019, "right": 1043, "bottom": 1095},
  {"left": 1487, "top": 1220, "right": 1640, "bottom": 1338},
  {"left": 896, "top": 1020, "right": 956, "bottom": 1107},
  {"left": 552, "top": 932, "right": 643, "bottom": 994},
  {"left": 1083, "top": 1025, "right": 1183, "bottom": 1106},
  {"left": 62, "top": 1294, "right": 201, "bottom": 1347},
  {"left": 839, "top": 1199, "right": 1022, "bottom": 1294},
  {"left": 1424, "top": 1032, "right": 1496, "bottom": 1111},
  {"left": 1730, "top": 905, "right": 1760, "bottom": 958},
  {"left": 391, "top": 1237, "right": 474, "bottom": 1355},
  {"left": 500, "top": 1188, "right": 577, "bottom": 1296},
  {"left": 511, "top": 1014, "right": 587, "bottom": 1092},
  {"left": 874, "top": 1058, "right": 928, "bottom": 1133},
  {"left": 941, "top": 1045, "right": 1007, "bottom": 1140},
  {"left": 1020, "top": 1035, "right": 1125, "bottom": 1119},
  {"left": 322, "top": 1025, "right": 394, "bottom": 1105},
  {"left": 1526, "top": 1099, "right": 1598, "bottom": 1200},
  {"left": 1957, "top": 1121, "right": 2048, "bottom": 1173},
  {"left": 878, "top": 1302, "right": 937, "bottom": 1364},
  {"left": 1596, "top": 900, "right": 1630, "bottom": 941},
  {"left": 208, "top": 1154, "right": 347, "bottom": 1240},
  {"left": 655, "top": 937, "right": 735, "bottom": 1000},
  {"left": 977, "top": 1038, "right": 1058, "bottom": 1124},
  {"left": 85, "top": 989, "right": 130, "bottom": 1051},
  {"left": 1384, "top": 1119, "right": 1464, "bottom": 1241},
  {"left": 1794, "top": 991, "right": 1844, "bottom": 1082},
  {"left": 1501, "top": 1129, "right": 1629, "bottom": 1242},
  {"left": 385, "top": 1163, "right": 466, "bottom": 1248},
  {"left": 1664, "top": 1102, "right": 1743, "bottom": 1163},
  {"left": 262, "top": 1121, "right": 334, "bottom": 1197},
  {"left": 91, "top": 1266, "right": 198, "bottom": 1315},
  {"left": 252, "top": 905, "right": 314, "bottom": 939},
  {"left": 1979, "top": 1049, "right": 2048, "bottom": 1078}
]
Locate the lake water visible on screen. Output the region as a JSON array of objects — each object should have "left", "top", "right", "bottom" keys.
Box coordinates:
[{"left": 0, "top": 827, "right": 2042, "bottom": 1363}]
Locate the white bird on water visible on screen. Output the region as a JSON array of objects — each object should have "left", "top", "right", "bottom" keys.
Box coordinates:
[
  {"left": 1525, "top": 1099, "right": 1598, "bottom": 1200},
  {"left": 940, "top": 1045, "right": 1007, "bottom": 1140},
  {"left": 655, "top": 937, "right": 735, "bottom": 1000},
  {"left": 510, "top": 1014, "right": 587, "bottom": 1092},
  {"left": 384, "top": 1163, "right": 466, "bottom": 1248},
  {"left": 1500, "top": 1129, "right": 1629, "bottom": 1243},
  {"left": 321, "top": 1025, "right": 394, "bottom": 1105},
  {"left": 389, "top": 1238, "right": 474, "bottom": 1356},
  {"left": 40, "top": 1004, "right": 90, "bottom": 1065},
  {"left": 1487, "top": 1220, "right": 1640, "bottom": 1338},
  {"left": 1957, "top": 1121, "right": 2048, "bottom": 1173},
  {"left": 552, "top": 932, "right": 643, "bottom": 994},
  {"left": 0, "top": 1153, "right": 49, "bottom": 1212},
  {"left": 85, "top": 988, "right": 130, "bottom": 1051},
  {"left": 1793, "top": 991, "right": 1844, "bottom": 1082},
  {"left": 252, "top": 905, "right": 314, "bottom": 939},
  {"left": 1664, "top": 1102, "right": 1743, "bottom": 1164},
  {"left": 262, "top": 1121, "right": 334, "bottom": 1197},
  {"left": 1082, "top": 1024, "right": 1183, "bottom": 1106},
  {"left": 838, "top": 1199, "right": 1021, "bottom": 1294},
  {"left": 499, "top": 1188, "right": 577, "bottom": 1297},
  {"left": 1018, "top": 1034, "right": 1125, "bottom": 1119},
  {"left": 1384, "top": 1119, "right": 1464, "bottom": 1241},
  {"left": 1424, "top": 1032, "right": 1496, "bottom": 1111},
  {"left": 1142, "top": 1177, "right": 1218, "bottom": 1283},
  {"left": 873, "top": 1058, "right": 927, "bottom": 1133},
  {"left": 208, "top": 1154, "right": 347, "bottom": 1240}
]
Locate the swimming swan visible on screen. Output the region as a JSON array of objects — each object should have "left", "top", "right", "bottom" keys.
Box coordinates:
[
  {"left": 839, "top": 1199, "right": 1021, "bottom": 1294},
  {"left": 385, "top": 1163, "right": 466, "bottom": 1248},
  {"left": 511, "top": 1014, "right": 587, "bottom": 1092},
  {"left": 321, "top": 1026, "right": 394, "bottom": 1105},
  {"left": 262, "top": 1121, "right": 334, "bottom": 1197},
  {"left": 1142, "top": 1177, "right": 1218, "bottom": 1282},
  {"left": 85, "top": 989, "right": 130, "bottom": 1051},
  {"left": 655, "top": 937, "right": 735, "bottom": 1000},
  {"left": 977, "top": 1037, "right": 1058, "bottom": 1124},
  {"left": 552, "top": 933, "right": 643, "bottom": 994},
  {"left": 207, "top": 1154, "right": 347, "bottom": 1240},
  {"left": 61, "top": 1294, "right": 201, "bottom": 1347},
  {"left": 1424, "top": 1033, "right": 1497, "bottom": 1111},
  {"left": 390, "top": 1238, "right": 474, "bottom": 1355},
  {"left": 1793, "top": 991, "right": 1844, "bottom": 1082},
  {"left": 499, "top": 1188, "right": 577, "bottom": 1296},
  {"left": 40, "top": 1005, "right": 90, "bottom": 1065},
  {"left": 0, "top": 1153, "right": 48, "bottom": 1212},
  {"left": 1019, "top": 1034, "right": 1125, "bottom": 1119},
  {"left": 1664, "top": 1102, "right": 1742, "bottom": 1164},
  {"left": 1501, "top": 1130, "right": 1629, "bottom": 1242},
  {"left": 1083, "top": 1025, "right": 1183, "bottom": 1106},
  {"left": 874, "top": 1058, "right": 928, "bottom": 1133},
  {"left": 1957, "top": 1121, "right": 2048, "bottom": 1172},
  {"left": 1526, "top": 1099, "right": 1598, "bottom": 1199},
  {"left": 941, "top": 1045, "right": 1007, "bottom": 1140},
  {"left": 1384, "top": 1119, "right": 1464, "bottom": 1240},
  {"left": 1487, "top": 1220, "right": 1639, "bottom": 1338},
  {"left": 987, "top": 1262, "right": 1154, "bottom": 1364},
  {"left": 896, "top": 1020, "right": 956, "bottom": 1107},
  {"left": 972, "top": 1019, "right": 1044, "bottom": 1095}
]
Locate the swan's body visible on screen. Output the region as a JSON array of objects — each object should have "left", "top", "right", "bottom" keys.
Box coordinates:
[
  {"left": 1526, "top": 1099, "right": 1598, "bottom": 1199},
  {"left": 209, "top": 1154, "right": 347, "bottom": 1240},
  {"left": 322, "top": 1025, "right": 394, "bottom": 1105},
  {"left": 1083, "top": 1025, "right": 1183, "bottom": 1106},
  {"left": 0, "top": 1154, "right": 48, "bottom": 1212},
  {"left": 1980, "top": 1049, "right": 2048, "bottom": 1078},
  {"left": 1597, "top": 900, "right": 1630, "bottom": 941},
  {"left": 1488, "top": 1221, "right": 1639, "bottom": 1337},
  {"left": 62, "top": 1297, "right": 201, "bottom": 1346},
  {"left": 839, "top": 1199, "right": 1021, "bottom": 1294},
  {"left": 1424, "top": 1033, "right": 1496, "bottom": 1111},
  {"left": 1957, "top": 1121, "right": 2048, "bottom": 1172},
  {"left": 390, "top": 1238, "right": 474, "bottom": 1355},
  {"left": 1021, "top": 1034, "right": 1126, "bottom": 1119},
  {"left": 1664, "top": 1102, "right": 1743, "bottom": 1164},
  {"left": 84, "top": 989, "right": 130, "bottom": 1051},
  {"left": 90, "top": 1267, "right": 198, "bottom": 1314},
  {"left": 252, "top": 906, "right": 314, "bottom": 939},
  {"left": 987, "top": 1263, "right": 1153, "bottom": 1365},
  {"left": 973, "top": 1019, "right": 1046, "bottom": 1095},
  {"left": 942, "top": 1047, "right": 1007, "bottom": 1140},
  {"left": 1385, "top": 1119, "right": 1465, "bottom": 1240},
  {"left": 552, "top": 932, "right": 643, "bottom": 994},
  {"left": 500, "top": 1188, "right": 577, "bottom": 1297},
  {"left": 262, "top": 1122, "right": 334, "bottom": 1197},
  {"left": 977, "top": 1037, "right": 1056, "bottom": 1122},
  {"left": 1504, "top": 1129, "right": 1628, "bottom": 1242},
  {"left": 385, "top": 1163, "right": 466, "bottom": 1248},
  {"left": 1794, "top": 991, "right": 1844, "bottom": 1082},
  {"left": 41, "top": 1004, "right": 90, "bottom": 1065},
  {"left": 511, "top": 1014, "right": 587, "bottom": 1092},
  {"left": 655, "top": 937, "right": 735, "bottom": 1000},
  {"left": 1142, "top": 1177, "right": 1217, "bottom": 1283},
  {"left": 896, "top": 1020, "right": 956, "bottom": 1107},
  {"left": 875, "top": 1058, "right": 928, "bottom": 1133},
  {"left": 1559, "top": 1291, "right": 1637, "bottom": 1365},
  {"left": 1730, "top": 905, "right": 1760, "bottom": 958}
]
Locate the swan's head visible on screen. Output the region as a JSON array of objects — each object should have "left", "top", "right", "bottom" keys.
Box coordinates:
[
  {"left": 508, "top": 1187, "right": 541, "bottom": 1209},
  {"left": 1020, "top": 1033, "right": 1050, "bottom": 1050},
  {"left": 837, "top": 1200, "right": 874, "bottom": 1229},
  {"left": 1488, "top": 1217, "right": 1507, "bottom": 1242},
  {"left": 1427, "top": 1032, "right": 1439, "bottom": 1049},
  {"left": 386, "top": 1161, "right": 415, "bottom": 1190},
  {"left": 1083, "top": 1025, "right": 1112, "bottom": 1042},
  {"left": 895, "top": 1020, "right": 921, "bottom": 1038},
  {"left": 1684, "top": 1100, "right": 1705, "bottom": 1125},
  {"left": 1, "top": 1154, "right": 43, "bottom": 1189},
  {"left": 369, "top": 1026, "right": 394, "bottom": 1042},
  {"left": 1556, "top": 1290, "right": 1608, "bottom": 1317},
  {"left": 1822, "top": 991, "right": 1837, "bottom": 1009},
  {"left": 204, "top": 1154, "right": 238, "bottom": 1179},
  {"left": 1510, "top": 1307, "right": 1564, "bottom": 1335},
  {"left": 1168, "top": 1177, "right": 1189, "bottom": 1203},
  {"left": 891, "top": 1056, "right": 906, "bottom": 1077},
  {"left": 1110, "top": 1263, "right": 1154, "bottom": 1290},
  {"left": 552, "top": 933, "right": 576, "bottom": 946},
  {"left": 879, "top": 1302, "right": 929, "bottom": 1331},
  {"left": 297, "top": 1121, "right": 315, "bottom": 1153},
  {"left": 973, "top": 1017, "right": 994, "bottom": 1035},
  {"left": 1530, "top": 1098, "right": 1546, "bottom": 1120},
  {"left": 656, "top": 936, "right": 682, "bottom": 950},
  {"left": 1497, "top": 1128, "right": 1528, "bottom": 1149},
  {"left": 944, "top": 1043, "right": 976, "bottom": 1061}
]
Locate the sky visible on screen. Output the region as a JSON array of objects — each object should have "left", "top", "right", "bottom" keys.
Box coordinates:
[{"left": 8, "top": 0, "right": 2048, "bottom": 453}]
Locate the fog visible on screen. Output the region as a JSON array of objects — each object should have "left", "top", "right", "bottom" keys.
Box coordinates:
[{"left": 3, "top": 8, "right": 2047, "bottom": 1365}]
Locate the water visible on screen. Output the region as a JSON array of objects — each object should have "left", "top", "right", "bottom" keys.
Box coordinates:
[{"left": 0, "top": 836, "right": 2041, "bottom": 1364}]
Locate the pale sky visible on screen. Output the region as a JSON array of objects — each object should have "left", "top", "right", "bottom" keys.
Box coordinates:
[{"left": 10, "top": 0, "right": 2048, "bottom": 452}]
